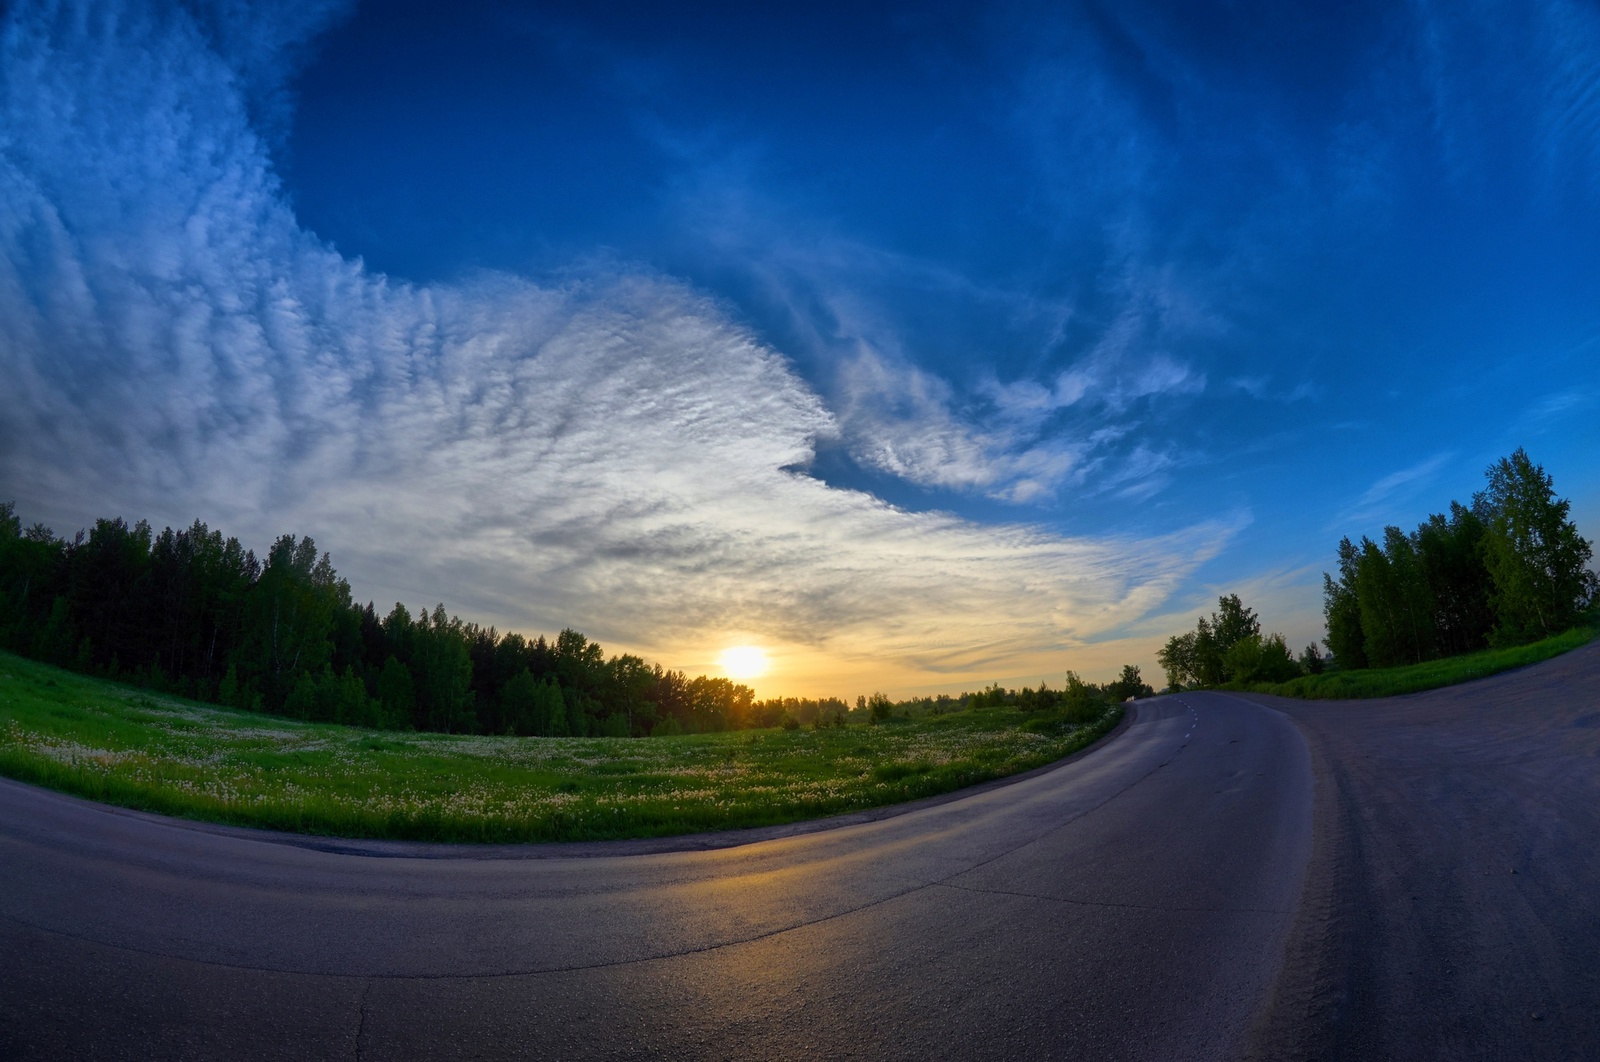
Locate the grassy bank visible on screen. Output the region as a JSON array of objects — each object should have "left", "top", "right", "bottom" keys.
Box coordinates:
[
  {"left": 0, "top": 652, "right": 1119, "bottom": 843},
  {"left": 1239, "top": 622, "right": 1599, "bottom": 700}
]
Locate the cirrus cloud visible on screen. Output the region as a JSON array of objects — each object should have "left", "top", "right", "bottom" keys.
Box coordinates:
[{"left": 0, "top": 0, "right": 1236, "bottom": 691}]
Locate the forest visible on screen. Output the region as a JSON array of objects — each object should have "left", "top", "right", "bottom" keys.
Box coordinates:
[
  {"left": 1158, "top": 448, "right": 1597, "bottom": 690},
  {"left": 0, "top": 504, "right": 1150, "bottom": 736}
]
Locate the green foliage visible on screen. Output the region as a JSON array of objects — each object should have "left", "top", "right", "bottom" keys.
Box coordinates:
[
  {"left": 1193, "top": 594, "right": 1260, "bottom": 685},
  {"left": 1059, "top": 671, "right": 1102, "bottom": 723},
  {"left": 1157, "top": 632, "right": 1197, "bottom": 692},
  {"left": 750, "top": 695, "right": 851, "bottom": 729},
  {"left": 867, "top": 692, "right": 893, "bottom": 723},
  {"left": 376, "top": 656, "right": 416, "bottom": 730},
  {"left": 1105, "top": 663, "right": 1154, "bottom": 702},
  {"left": 1414, "top": 503, "right": 1495, "bottom": 655},
  {"left": 1340, "top": 503, "right": 1497, "bottom": 669},
  {"left": 1478, "top": 448, "right": 1597, "bottom": 644},
  {"left": 1322, "top": 537, "right": 1367, "bottom": 670},
  {"left": 965, "top": 683, "right": 1009, "bottom": 709},
  {"left": 499, "top": 670, "right": 561, "bottom": 736},
  {"left": 332, "top": 666, "right": 381, "bottom": 726},
  {"left": 32, "top": 597, "right": 74, "bottom": 666},
  {"left": 1222, "top": 633, "right": 1301, "bottom": 686},
  {"left": 409, "top": 605, "right": 475, "bottom": 733},
  {"left": 217, "top": 662, "right": 240, "bottom": 709},
  {"left": 243, "top": 534, "right": 348, "bottom": 709},
  {"left": 1353, "top": 527, "right": 1436, "bottom": 668},
  {"left": 1319, "top": 447, "right": 1595, "bottom": 674},
  {"left": 1209, "top": 594, "right": 1261, "bottom": 651},
  {"left": 1160, "top": 594, "right": 1289, "bottom": 688},
  {"left": 284, "top": 670, "right": 318, "bottom": 719}
]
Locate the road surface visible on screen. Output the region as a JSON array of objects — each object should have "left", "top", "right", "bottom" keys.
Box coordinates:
[
  {"left": 1241, "top": 641, "right": 1600, "bottom": 1060},
  {"left": 3, "top": 640, "right": 1597, "bottom": 1059}
]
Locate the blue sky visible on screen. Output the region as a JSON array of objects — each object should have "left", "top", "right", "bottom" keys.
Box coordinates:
[{"left": 1, "top": 0, "right": 1597, "bottom": 695}]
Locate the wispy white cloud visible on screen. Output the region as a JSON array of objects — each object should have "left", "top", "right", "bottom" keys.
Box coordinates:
[
  {"left": 1332, "top": 452, "right": 1455, "bottom": 531},
  {"left": 750, "top": 246, "right": 1207, "bottom": 505},
  {"left": 1229, "top": 376, "right": 1319, "bottom": 403},
  {"left": 634, "top": 93, "right": 1213, "bottom": 509},
  {"left": 0, "top": 0, "right": 1235, "bottom": 689},
  {"left": 1402, "top": 0, "right": 1600, "bottom": 194},
  {"left": 1524, "top": 388, "right": 1592, "bottom": 422},
  {"left": 829, "top": 335, "right": 1201, "bottom": 505},
  {"left": 833, "top": 344, "right": 1080, "bottom": 503},
  {"left": 1356, "top": 453, "right": 1454, "bottom": 508}
]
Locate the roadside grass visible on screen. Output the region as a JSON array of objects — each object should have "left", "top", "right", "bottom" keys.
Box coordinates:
[
  {"left": 0, "top": 652, "right": 1120, "bottom": 843},
  {"left": 1239, "top": 622, "right": 1600, "bottom": 700}
]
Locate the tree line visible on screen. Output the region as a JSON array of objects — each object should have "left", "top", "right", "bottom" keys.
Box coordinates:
[
  {"left": 864, "top": 664, "right": 1154, "bottom": 723},
  {"left": 0, "top": 504, "right": 1156, "bottom": 736},
  {"left": 0, "top": 506, "right": 773, "bottom": 737},
  {"left": 1157, "top": 448, "right": 1596, "bottom": 689},
  {"left": 1322, "top": 448, "right": 1595, "bottom": 669}
]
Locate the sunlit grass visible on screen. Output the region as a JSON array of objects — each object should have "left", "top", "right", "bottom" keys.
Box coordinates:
[
  {"left": 1242, "top": 623, "right": 1598, "bottom": 700},
  {"left": 0, "top": 651, "right": 1120, "bottom": 843}
]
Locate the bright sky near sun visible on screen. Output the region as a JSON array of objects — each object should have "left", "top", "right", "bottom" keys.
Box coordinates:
[
  {"left": 717, "top": 646, "right": 770, "bottom": 682},
  {"left": 1, "top": 1, "right": 1597, "bottom": 698}
]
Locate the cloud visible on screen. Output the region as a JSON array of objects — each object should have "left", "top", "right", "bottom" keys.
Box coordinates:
[
  {"left": 641, "top": 115, "right": 1212, "bottom": 507},
  {"left": 1356, "top": 453, "right": 1454, "bottom": 507},
  {"left": 0, "top": 0, "right": 1236, "bottom": 689},
  {"left": 1524, "top": 388, "right": 1592, "bottom": 423},
  {"left": 1229, "top": 376, "right": 1318, "bottom": 403},
  {"left": 833, "top": 344, "right": 1081, "bottom": 503},
  {"left": 828, "top": 336, "right": 1201, "bottom": 506},
  {"left": 1332, "top": 452, "right": 1455, "bottom": 530},
  {"left": 1398, "top": 0, "right": 1600, "bottom": 195},
  {"left": 784, "top": 264, "right": 1206, "bottom": 505}
]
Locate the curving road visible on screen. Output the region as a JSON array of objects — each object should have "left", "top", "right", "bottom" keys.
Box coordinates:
[{"left": 3, "top": 641, "right": 1597, "bottom": 1060}]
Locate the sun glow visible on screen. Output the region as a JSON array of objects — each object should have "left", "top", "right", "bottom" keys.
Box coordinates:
[{"left": 717, "top": 645, "right": 770, "bottom": 681}]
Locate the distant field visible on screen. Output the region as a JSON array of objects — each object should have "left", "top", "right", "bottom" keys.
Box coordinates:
[
  {"left": 1242, "top": 623, "right": 1599, "bottom": 700},
  {"left": 0, "top": 652, "right": 1120, "bottom": 843}
]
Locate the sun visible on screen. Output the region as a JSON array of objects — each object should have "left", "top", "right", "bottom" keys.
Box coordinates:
[{"left": 717, "top": 645, "right": 770, "bottom": 681}]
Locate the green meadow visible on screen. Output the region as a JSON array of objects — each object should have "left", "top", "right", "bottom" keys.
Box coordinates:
[{"left": 0, "top": 651, "right": 1120, "bottom": 844}]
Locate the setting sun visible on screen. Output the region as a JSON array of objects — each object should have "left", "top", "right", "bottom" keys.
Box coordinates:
[{"left": 717, "top": 645, "right": 770, "bottom": 681}]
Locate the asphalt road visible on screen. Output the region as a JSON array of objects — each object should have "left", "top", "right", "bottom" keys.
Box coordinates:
[
  {"left": 1241, "top": 640, "right": 1600, "bottom": 1061},
  {"left": 2, "top": 642, "right": 1596, "bottom": 1060}
]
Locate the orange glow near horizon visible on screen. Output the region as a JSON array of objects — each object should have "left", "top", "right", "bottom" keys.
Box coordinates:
[{"left": 651, "top": 629, "right": 1194, "bottom": 702}]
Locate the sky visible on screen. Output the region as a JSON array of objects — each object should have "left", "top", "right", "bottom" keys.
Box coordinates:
[{"left": 1, "top": 0, "right": 1597, "bottom": 698}]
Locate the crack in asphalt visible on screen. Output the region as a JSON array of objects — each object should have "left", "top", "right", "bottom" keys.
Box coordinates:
[
  {"left": 353, "top": 976, "right": 372, "bottom": 1062},
  {"left": 933, "top": 880, "right": 1292, "bottom": 916}
]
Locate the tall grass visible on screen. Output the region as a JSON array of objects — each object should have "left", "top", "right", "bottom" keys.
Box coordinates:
[
  {"left": 0, "top": 652, "right": 1120, "bottom": 843},
  {"left": 1241, "top": 622, "right": 1599, "bottom": 700}
]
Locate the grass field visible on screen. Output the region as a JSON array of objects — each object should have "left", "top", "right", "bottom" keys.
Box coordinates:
[
  {"left": 1240, "top": 622, "right": 1599, "bottom": 700},
  {"left": 0, "top": 652, "right": 1120, "bottom": 844}
]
